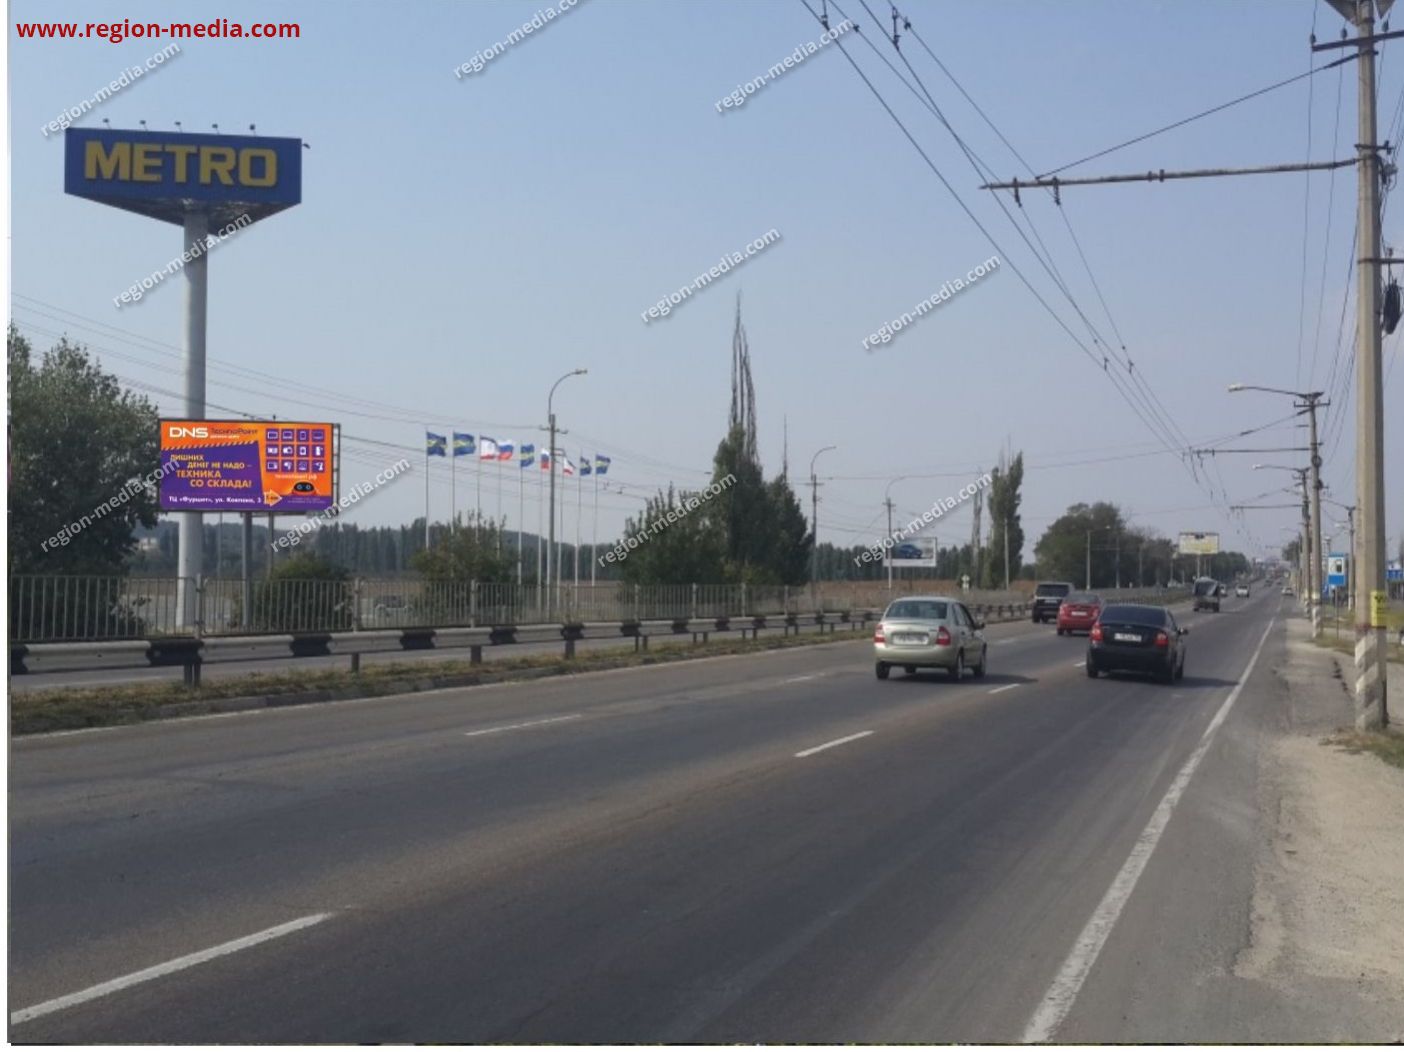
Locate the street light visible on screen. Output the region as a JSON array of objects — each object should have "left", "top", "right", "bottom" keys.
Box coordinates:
[
  {"left": 545, "top": 368, "right": 587, "bottom": 619},
  {"left": 809, "top": 445, "right": 837, "bottom": 595},
  {"left": 1232, "top": 384, "right": 1327, "bottom": 639}
]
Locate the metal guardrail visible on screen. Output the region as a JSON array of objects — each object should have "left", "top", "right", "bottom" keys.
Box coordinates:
[
  {"left": 9, "top": 592, "right": 1082, "bottom": 685},
  {"left": 12, "top": 576, "right": 1127, "bottom": 643}
]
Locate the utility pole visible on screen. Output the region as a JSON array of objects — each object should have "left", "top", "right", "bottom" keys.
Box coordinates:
[
  {"left": 1303, "top": 392, "right": 1327, "bottom": 639},
  {"left": 970, "top": 472, "right": 983, "bottom": 589},
  {"left": 1085, "top": 529, "right": 1092, "bottom": 590},
  {"left": 1114, "top": 530, "right": 1121, "bottom": 589},
  {"left": 885, "top": 496, "right": 895, "bottom": 592},
  {"left": 809, "top": 446, "right": 836, "bottom": 603},
  {"left": 1322, "top": 0, "right": 1391, "bottom": 729},
  {"left": 544, "top": 369, "right": 587, "bottom": 621}
]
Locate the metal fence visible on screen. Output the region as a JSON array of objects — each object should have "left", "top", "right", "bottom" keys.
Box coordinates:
[{"left": 7, "top": 574, "right": 1187, "bottom": 643}]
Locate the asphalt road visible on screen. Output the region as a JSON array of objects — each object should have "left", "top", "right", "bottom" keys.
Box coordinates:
[{"left": 10, "top": 590, "right": 1301, "bottom": 1042}]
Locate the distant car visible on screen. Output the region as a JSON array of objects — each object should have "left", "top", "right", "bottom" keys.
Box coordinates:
[
  {"left": 892, "top": 542, "right": 926, "bottom": 560},
  {"left": 1215, "top": 582, "right": 1228, "bottom": 597},
  {"left": 1056, "top": 592, "right": 1103, "bottom": 636},
  {"left": 1192, "top": 578, "right": 1221, "bottom": 613},
  {"left": 874, "top": 595, "right": 987, "bottom": 681},
  {"left": 291, "top": 481, "right": 316, "bottom": 493},
  {"left": 1282, "top": 583, "right": 1296, "bottom": 596},
  {"left": 1235, "top": 584, "right": 1249, "bottom": 598},
  {"left": 1087, "top": 603, "right": 1188, "bottom": 684},
  {"left": 1031, "top": 581, "right": 1075, "bottom": 623}
]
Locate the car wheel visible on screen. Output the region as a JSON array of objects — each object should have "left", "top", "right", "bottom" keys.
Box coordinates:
[
  {"left": 1175, "top": 656, "right": 1185, "bottom": 681},
  {"left": 875, "top": 661, "right": 890, "bottom": 680},
  {"left": 974, "top": 646, "right": 987, "bottom": 678},
  {"left": 1086, "top": 658, "right": 1099, "bottom": 678},
  {"left": 1159, "top": 660, "right": 1175, "bottom": 685},
  {"left": 1056, "top": 627, "right": 1064, "bottom": 636},
  {"left": 948, "top": 651, "right": 965, "bottom": 681}
]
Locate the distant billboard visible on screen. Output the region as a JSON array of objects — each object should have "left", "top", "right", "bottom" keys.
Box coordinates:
[
  {"left": 65, "top": 128, "right": 301, "bottom": 226},
  {"left": 1177, "top": 531, "right": 1220, "bottom": 556},
  {"left": 159, "top": 420, "right": 334, "bottom": 512},
  {"left": 884, "top": 535, "right": 937, "bottom": 568}
]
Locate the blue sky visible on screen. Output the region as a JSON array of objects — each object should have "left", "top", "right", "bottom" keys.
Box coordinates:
[{"left": 10, "top": 0, "right": 1401, "bottom": 564}]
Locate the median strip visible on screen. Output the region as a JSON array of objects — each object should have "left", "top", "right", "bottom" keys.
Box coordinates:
[
  {"left": 795, "top": 730, "right": 873, "bottom": 758},
  {"left": 10, "top": 912, "right": 334, "bottom": 1026}
]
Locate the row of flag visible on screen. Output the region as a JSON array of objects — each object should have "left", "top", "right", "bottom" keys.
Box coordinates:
[{"left": 425, "top": 432, "right": 611, "bottom": 477}]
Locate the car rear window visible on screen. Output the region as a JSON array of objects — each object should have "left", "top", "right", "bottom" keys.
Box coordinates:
[
  {"left": 1193, "top": 580, "right": 1217, "bottom": 595},
  {"left": 885, "top": 600, "right": 948, "bottom": 621},
  {"left": 1100, "top": 604, "right": 1167, "bottom": 626},
  {"left": 1065, "top": 593, "right": 1099, "bottom": 604},
  {"left": 1035, "top": 583, "right": 1072, "bottom": 597}
]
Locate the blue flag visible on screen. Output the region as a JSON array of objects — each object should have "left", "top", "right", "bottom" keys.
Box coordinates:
[
  {"left": 580, "top": 452, "right": 592, "bottom": 477},
  {"left": 594, "top": 454, "right": 611, "bottom": 475},
  {"left": 452, "top": 432, "right": 475, "bottom": 456},
  {"left": 519, "top": 443, "right": 536, "bottom": 467},
  {"left": 426, "top": 431, "right": 447, "bottom": 456}
]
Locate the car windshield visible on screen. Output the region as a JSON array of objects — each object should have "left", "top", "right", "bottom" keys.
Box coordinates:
[
  {"left": 1036, "top": 583, "right": 1071, "bottom": 597},
  {"left": 885, "top": 600, "right": 948, "bottom": 621},
  {"left": 1100, "top": 604, "right": 1167, "bottom": 626}
]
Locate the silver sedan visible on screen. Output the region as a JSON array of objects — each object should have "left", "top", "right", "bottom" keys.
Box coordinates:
[{"left": 874, "top": 595, "right": 988, "bottom": 681}]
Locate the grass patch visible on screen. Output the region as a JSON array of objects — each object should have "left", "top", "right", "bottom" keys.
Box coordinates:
[
  {"left": 1322, "top": 727, "right": 1404, "bottom": 769},
  {"left": 1313, "top": 635, "right": 1404, "bottom": 664},
  {"left": 11, "top": 626, "right": 871, "bottom": 736}
]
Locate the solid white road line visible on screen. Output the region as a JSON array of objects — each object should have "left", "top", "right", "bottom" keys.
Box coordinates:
[
  {"left": 1072, "top": 661, "right": 1086, "bottom": 667},
  {"left": 462, "top": 714, "right": 583, "bottom": 738},
  {"left": 783, "top": 674, "right": 820, "bottom": 683},
  {"left": 1021, "top": 616, "right": 1276, "bottom": 1043},
  {"left": 987, "top": 684, "right": 1020, "bottom": 695},
  {"left": 10, "top": 912, "right": 334, "bottom": 1026},
  {"left": 794, "top": 730, "right": 873, "bottom": 758}
]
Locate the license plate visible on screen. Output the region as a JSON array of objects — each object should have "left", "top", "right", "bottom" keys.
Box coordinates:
[
  {"left": 1113, "top": 632, "right": 1140, "bottom": 643},
  {"left": 894, "top": 633, "right": 926, "bottom": 644}
]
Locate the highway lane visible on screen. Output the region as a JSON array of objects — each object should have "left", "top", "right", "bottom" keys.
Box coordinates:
[{"left": 10, "top": 591, "right": 1282, "bottom": 1042}]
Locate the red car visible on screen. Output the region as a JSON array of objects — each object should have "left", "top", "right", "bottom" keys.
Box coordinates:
[{"left": 1056, "top": 592, "right": 1103, "bottom": 636}]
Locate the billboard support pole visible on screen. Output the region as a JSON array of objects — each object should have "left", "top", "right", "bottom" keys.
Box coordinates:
[{"left": 176, "top": 210, "right": 210, "bottom": 631}]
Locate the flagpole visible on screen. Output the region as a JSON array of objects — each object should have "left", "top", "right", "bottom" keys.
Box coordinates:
[
  {"left": 475, "top": 450, "right": 481, "bottom": 538},
  {"left": 451, "top": 450, "right": 457, "bottom": 532},
  {"left": 424, "top": 445, "right": 431, "bottom": 550},
  {"left": 536, "top": 460, "right": 544, "bottom": 612},
  {"left": 591, "top": 468, "right": 599, "bottom": 588},
  {"left": 517, "top": 460, "right": 524, "bottom": 585},
  {"left": 574, "top": 462, "right": 582, "bottom": 588},
  {"left": 496, "top": 457, "right": 503, "bottom": 554}
]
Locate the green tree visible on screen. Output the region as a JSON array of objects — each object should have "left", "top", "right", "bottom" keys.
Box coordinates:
[
  {"left": 249, "top": 552, "right": 352, "bottom": 632},
  {"left": 411, "top": 513, "right": 513, "bottom": 583},
  {"left": 1034, "top": 502, "right": 1128, "bottom": 587},
  {"left": 8, "top": 327, "right": 160, "bottom": 575},
  {"left": 616, "top": 485, "right": 726, "bottom": 585},
  {"left": 983, "top": 452, "right": 1025, "bottom": 589},
  {"left": 765, "top": 475, "right": 813, "bottom": 585}
]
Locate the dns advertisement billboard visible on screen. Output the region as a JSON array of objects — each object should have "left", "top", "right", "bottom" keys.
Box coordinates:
[
  {"left": 1177, "top": 531, "right": 1221, "bottom": 556},
  {"left": 160, "top": 420, "right": 334, "bottom": 513},
  {"left": 65, "top": 128, "right": 301, "bottom": 225}
]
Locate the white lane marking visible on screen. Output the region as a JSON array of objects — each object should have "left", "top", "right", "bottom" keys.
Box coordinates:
[
  {"left": 10, "top": 912, "right": 333, "bottom": 1026},
  {"left": 1072, "top": 661, "right": 1086, "bottom": 667},
  {"left": 794, "top": 730, "right": 873, "bottom": 758},
  {"left": 1021, "top": 616, "right": 1276, "bottom": 1043},
  {"left": 463, "top": 714, "right": 583, "bottom": 738},
  {"left": 988, "top": 684, "right": 1020, "bottom": 695},
  {"left": 783, "top": 674, "right": 820, "bottom": 683}
]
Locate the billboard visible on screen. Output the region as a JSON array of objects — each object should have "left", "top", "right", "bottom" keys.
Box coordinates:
[
  {"left": 159, "top": 420, "right": 334, "bottom": 512},
  {"left": 65, "top": 128, "right": 301, "bottom": 226},
  {"left": 884, "top": 535, "right": 938, "bottom": 568},
  {"left": 1177, "top": 531, "right": 1220, "bottom": 556}
]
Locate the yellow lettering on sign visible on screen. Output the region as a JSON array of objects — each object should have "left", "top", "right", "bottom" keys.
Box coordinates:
[
  {"left": 1370, "top": 590, "right": 1388, "bottom": 629},
  {"left": 238, "top": 148, "right": 277, "bottom": 187},
  {"left": 199, "top": 146, "right": 237, "bottom": 186},
  {"left": 84, "top": 141, "right": 130, "bottom": 180},
  {"left": 131, "top": 143, "right": 163, "bottom": 182}
]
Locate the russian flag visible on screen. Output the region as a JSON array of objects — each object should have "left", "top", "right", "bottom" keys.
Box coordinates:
[{"left": 497, "top": 439, "right": 515, "bottom": 461}]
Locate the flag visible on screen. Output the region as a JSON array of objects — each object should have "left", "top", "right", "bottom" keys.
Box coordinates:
[
  {"left": 594, "top": 454, "right": 611, "bottom": 475},
  {"left": 563, "top": 456, "right": 576, "bottom": 477},
  {"left": 497, "top": 440, "right": 515, "bottom": 461},
  {"left": 452, "top": 432, "right": 475, "bottom": 456},
  {"left": 519, "top": 443, "right": 535, "bottom": 468},
  {"left": 580, "top": 452, "right": 592, "bottom": 477},
  {"left": 479, "top": 436, "right": 499, "bottom": 460},
  {"left": 426, "top": 431, "right": 447, "bottom": 456},
  {"left": 540, "top": 450, "right": 551, "bottom": 470}
]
